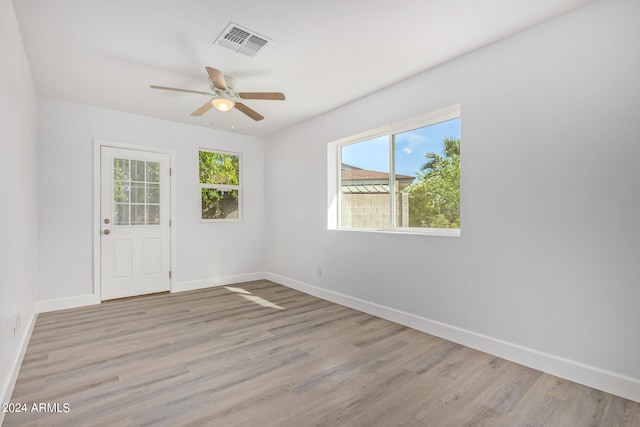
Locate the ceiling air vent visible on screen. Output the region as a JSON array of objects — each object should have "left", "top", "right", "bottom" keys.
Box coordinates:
[{"left": 214, "top": 23, "right": 271, "bottom": 57}]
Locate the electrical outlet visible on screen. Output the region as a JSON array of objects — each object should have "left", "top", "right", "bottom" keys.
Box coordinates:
[{"left": 13, "top": 312, "right": 21, "bottom": 336}]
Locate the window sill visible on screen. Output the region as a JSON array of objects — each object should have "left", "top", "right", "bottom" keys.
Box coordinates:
[
  {"left": 331, "top": 227, "right": 460, "bottom": 237},
  {"left": 201, "top": 218, "right": 243, "bottom": 223}
]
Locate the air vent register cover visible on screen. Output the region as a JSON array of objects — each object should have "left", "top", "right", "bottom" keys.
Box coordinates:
[{"left": 214, "top": 23, "right": 271, "bottom": 57}]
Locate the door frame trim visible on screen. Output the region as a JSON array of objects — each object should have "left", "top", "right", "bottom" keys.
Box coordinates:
[{"left": 92, "top": 139, "right": 176, "bottom": 301}]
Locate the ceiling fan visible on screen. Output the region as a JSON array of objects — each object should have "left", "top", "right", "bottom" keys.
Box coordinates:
[{"left": 150, "top": 67, "right": 285, "bottom": 121}]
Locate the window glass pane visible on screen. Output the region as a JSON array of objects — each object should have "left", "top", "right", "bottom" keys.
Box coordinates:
[
  {"left": 340, "top": 136, "right": 390, "bottom": 229},
  {"left": 146, "top": 183, "right": 159, "bottom": 203},
  {"left": 201, "top": 189, "right": 239, "bottom": 220},
  {"left": 199, "top": 151, "right": 239, "bottom": 185},
  {"left": 130, "top": 183, "right": 145, "bottom": 203},
  {"left": 131, "top": 204, "right": 145, "bottom": 225},
  {"left": 395, "top": 118, "right": 460, "bottom": 229},
  {"left": 146, "top": 161, "right": 160, "bottom": 182},
  {"left": 114, "top": 204, "right": 129, "bottom": 225},
  {"left": 146, "top": 205, "right": 160, "bottom": 225}
]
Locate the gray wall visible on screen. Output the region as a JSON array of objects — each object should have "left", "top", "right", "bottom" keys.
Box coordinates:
[
  {"left": 4, "top": 0, "right": 639, "bottom": 405},
  {"left": 37, "top": 98, "right": 266, "bottom": 301},
  {"left": 0, "top": 0, "right": 39, "bottom": 409},
  {"left": 264, "top": 0, "right": 640, "bottom": 389}
]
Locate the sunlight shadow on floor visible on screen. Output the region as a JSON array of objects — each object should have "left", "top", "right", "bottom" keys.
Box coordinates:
[{"left": 224, "top": 286, "right": 285, "bottom": 310}]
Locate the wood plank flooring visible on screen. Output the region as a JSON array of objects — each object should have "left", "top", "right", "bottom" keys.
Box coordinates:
[{"left": 5, "top": 280, "right": 640, "bottom": 426}]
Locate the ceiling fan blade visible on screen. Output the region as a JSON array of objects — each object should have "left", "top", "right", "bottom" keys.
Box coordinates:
[
  {"left": 150, "top": 85, "right": 211, "bottom": 96},
  {"left": 191, "top": 100, "right": 214, "bottom": 116},
  {"left": 238, "top": 92, "right": 286, "bottom": 101},
  {"left": 234, "top": 102, "right": 264, "bottom": 121},
  {"left": 205, "top": 67, "right": 227, "bottom": 91}
]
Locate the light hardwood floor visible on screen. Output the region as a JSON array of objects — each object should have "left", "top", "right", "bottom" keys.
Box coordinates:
[{"left": 5, "top": 280, "right": 640, "bottom": 426}]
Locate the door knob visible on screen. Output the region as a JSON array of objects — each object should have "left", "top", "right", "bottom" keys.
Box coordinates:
[
  {"left": 104, "top": 218, "right": 110, "bottom": 224},
  {"left": 103, "top": 229, "right": 111, "bottom": 235}
]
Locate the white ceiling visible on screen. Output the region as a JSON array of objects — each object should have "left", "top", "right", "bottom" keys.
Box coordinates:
[{"left": 13, "top": 0, "right": 594, "bottom": 137}]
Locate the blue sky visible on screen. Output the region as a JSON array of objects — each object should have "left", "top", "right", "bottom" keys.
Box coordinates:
[{"left": 341, "top": 118, "right": 461, "bottom": 177}]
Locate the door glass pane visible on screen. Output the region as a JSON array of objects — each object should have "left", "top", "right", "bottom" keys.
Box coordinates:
[
  {"left": 132, "top": 160, "right": 146, "bottom": 182},
  {"left": 146, "top": 205, "right": 160, "bottom": 225},
  {"left": 131, "top": 204, "right": 145, "bottom": 225},
  {"left": 131, "top": 183, "right": 145, "bottom": 203},
  {"left": 146, "top": 183, "right": 159, "bottom": 203},
  {"left": 114, "top": 181, "right": 129, "bottom": 203},
  {"left": 112, "top": 158, "right": 162, "bottom": 226},
  {"left": 146, "top": 162, "right": 159, "bottom": 182},
  {"left": 114, "top": 159, "right": 129, "bottom": 180},
  {"left": 114, "top": 204, "right": 129, "bottom": 225}
]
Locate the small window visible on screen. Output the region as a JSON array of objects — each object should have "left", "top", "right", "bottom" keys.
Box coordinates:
[
  {"left": 199, "top": 150, "right": 242, "bottom": 221},
  {"left": 330, "top": 105, "right": 460, "bottom": 236}
]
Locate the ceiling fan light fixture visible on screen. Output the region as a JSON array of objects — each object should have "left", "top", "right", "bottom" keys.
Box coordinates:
[{"left": 212, "top": 97, "right": 235, "bottom": 112}]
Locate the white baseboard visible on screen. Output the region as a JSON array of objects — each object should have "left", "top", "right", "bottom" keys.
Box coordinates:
[
  {"left": 25, "top": 272, "right": 640, "bottom": 403},
  {"left": 265, "top": 272, "right": 640, "bottom": 403},
  {"left": 34, "top": 273, "right": 268, "bottom": 313},
  {"left": 36, "top": 294, "right": 100, "bottom": 313},
  {"left": 173, "top": 272, "right": 266, "bottom": 293},
  {"left": 0, "top": 308, "right": 37, "bottom": 426}
]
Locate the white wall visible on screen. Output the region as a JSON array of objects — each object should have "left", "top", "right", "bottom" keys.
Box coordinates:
[
  {"left": 37, "top": 98, "right": 265, "bottom": 302},
  {"left": 264, "top": 0, "right": 640, "bottom": 400},
  {"left": 0, "top": 0, "right": 39, "bottom": 411}
]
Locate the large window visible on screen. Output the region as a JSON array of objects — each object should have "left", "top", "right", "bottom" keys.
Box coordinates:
[
  {"left": 330, "top": 105, "right": 460, "bottom": 236},
  {"left": 199, "top": 150, "right": 241, "bottom": 221}
]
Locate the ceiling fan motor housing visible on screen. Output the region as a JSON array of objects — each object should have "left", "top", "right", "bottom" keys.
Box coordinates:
[{"left": 212, "top": 75, "right": 237, "bottom": 95}]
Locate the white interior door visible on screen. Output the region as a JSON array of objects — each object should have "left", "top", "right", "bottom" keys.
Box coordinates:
[{"left": 100, "top": 146, "right": 171, "bottom": 300}]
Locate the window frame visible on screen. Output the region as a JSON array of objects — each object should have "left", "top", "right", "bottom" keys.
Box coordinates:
[
  {"left": 328, "top": 104, "right": 461, "bottom": 236},
  {"left": 199, "top": 148, "right": 243, "bottom": 223}
]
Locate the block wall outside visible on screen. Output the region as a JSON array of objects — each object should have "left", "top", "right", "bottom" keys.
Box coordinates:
[{"left": 341, "top": 193, "right": 409, "bottom": 228}]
